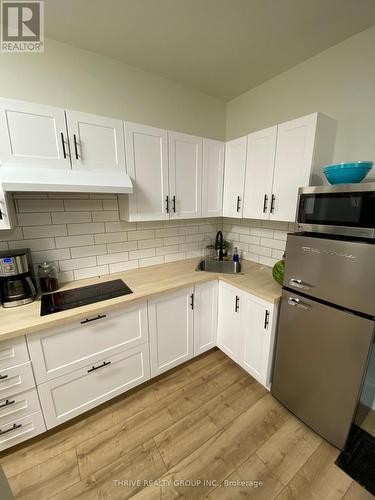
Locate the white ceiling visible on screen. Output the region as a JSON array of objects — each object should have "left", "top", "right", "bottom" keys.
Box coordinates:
[{"left": 44, "top": 0, "right": 375, "bottom": 101}]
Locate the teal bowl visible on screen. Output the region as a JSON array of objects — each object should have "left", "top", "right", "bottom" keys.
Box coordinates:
[{"left": 323, "top": 161, "right": 373, "bottom": 184}]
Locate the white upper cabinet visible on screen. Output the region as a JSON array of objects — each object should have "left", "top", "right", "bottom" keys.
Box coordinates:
[
  {"left": 222, "top": 136, "right": 247, "bottom": 218},
  {"left": 202, "top": 139, "right": 225, "bottom": 218},
  {"left": 65, "top": 110, "right": 126, "bottom": 171},
  {"left": 242, "top": 126, "right": 277, "bottom": 220},
  {"left": 120, "top": 122, "right": 169, "bottom": 222},
  {"left": 168, "top": 131, "right": 202, "bottom": 219},
  {"left": 148, "top": 287, "right": 194, "bottom": 377},
  {"left": 239, "top": 292, "right": 276, "bottom": 388},
  {"left": 0, "top": 183, "right": 16, "bottom": 230},
  {"left": 217, "top": 281, "right": 242, "bottom": 362},
  {"left": 270, "top": 113, "right": 336, "bottom": 221},
  {"left": 0, "top": 98, "right": 69, "bottom": 169}
]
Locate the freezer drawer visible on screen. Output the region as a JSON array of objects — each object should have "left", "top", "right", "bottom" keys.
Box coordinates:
[
  {"left": 284, "top": 233, "right": 375, "bottom": 316},
  {"left": 272, "top": 290, "right": 374, "bottom": 449}
]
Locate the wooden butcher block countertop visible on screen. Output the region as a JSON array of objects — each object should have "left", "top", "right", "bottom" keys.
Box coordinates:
[{"left": 0, "top": 258, "right": 282, "bottom": 341}]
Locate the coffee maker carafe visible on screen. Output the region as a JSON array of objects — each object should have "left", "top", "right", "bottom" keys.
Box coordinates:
[{"left": 0, "top": 252, "right": 37, "bottom": 307}]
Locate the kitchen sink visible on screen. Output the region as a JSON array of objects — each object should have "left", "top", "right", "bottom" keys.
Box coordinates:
[{"left": 196, "top": 258, "right": 241, "bottom": 274}]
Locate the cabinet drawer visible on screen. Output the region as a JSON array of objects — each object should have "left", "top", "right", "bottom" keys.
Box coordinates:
[
  {"left": 38, "top": 344, "right": 150, "bottom": 429},
  {"left": 0, "top": 411, "right": 46, "bottom": 452},
  {"left": 0, "top": 388, "right": 41, "bottom": 426},
  {"left": 27, "top": 301, "right": 148, "bottom": 383},
  {"left": 0, "top": 362, "right": 35, "bottom": 400},
  {"left": 0, "top": 336, "right": 29, "bottom": 371}
]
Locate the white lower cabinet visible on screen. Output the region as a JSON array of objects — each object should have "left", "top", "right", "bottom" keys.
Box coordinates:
[
  {"left": 0, "top": 388, "right": 41, "bottom": 425},
  {"left": 0, "top": 411, "right": 46, "bottom": 452},
  {"left": 27, "top": 301, "right": 149, "bottom": 383},
  {"left": 193, "top": 281, "right": 218, "bottom": 356},
  {"left": 239, "top": 293, "right": 276, "bottom": 388},
  {"left": 38, "top": 344, "right": 150, "bottom": 429},
  {"left": 217, "top": 281, "right": 242, "bottom": 362},
  {"left": 148, "top": 287, "right": 194, "bottom": 376}
]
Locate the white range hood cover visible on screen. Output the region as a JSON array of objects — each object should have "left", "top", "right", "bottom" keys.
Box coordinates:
[{"left": 0, "top": 166, "right": 133, "bottom": 194}]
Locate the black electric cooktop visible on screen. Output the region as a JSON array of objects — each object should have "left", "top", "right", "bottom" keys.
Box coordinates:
[{"left": 40, "top": 279, "right": 133, "bottom": 316}]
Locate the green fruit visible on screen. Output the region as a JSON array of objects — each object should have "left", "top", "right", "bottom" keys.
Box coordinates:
[{"left": 272, "top": 260, "right": 285, "bottom": 285}]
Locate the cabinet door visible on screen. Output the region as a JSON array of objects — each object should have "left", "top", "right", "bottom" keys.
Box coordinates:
[
  {"left": 217, "top": 282, "right": 241, "bottom": 362},
  {"left": 66, "top": 110, "right": 126, "bottom": 171},
  {"left": 194, "top": 281, "right": 218, "bottom": 356},
  {"left": 123, "top": 122, "right": 169, "bottom": 221},
  {"left": 222, "top": 136, "right": 247, "bottom": 218},
  {"left": 239, "top": 293, "right": 275, "bottom": 388},
  {"left": 202, "top": 139, "right": 225, "bottom": 218},
  {"left": 0, "top": 186, "right": 15, "bottom": 230},
  {"left": 148, "top": 287, "right": 194, "bottom": 376},
  {"left": 243, "top": 126, "right": 277, "bottom": 220},
  {"left": 168, "top": 132, "right": 202, "bottom": 219},
  {"left": 0, "top": 98, "right": 69, "bottom": 168},
  {"left": 270, "top": 114, "right": 317, "bottom": 222}
]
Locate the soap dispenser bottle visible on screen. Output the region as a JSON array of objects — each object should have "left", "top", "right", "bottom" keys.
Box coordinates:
[{"left": 232, "top": 247, "right": 240, "bottom": 263}]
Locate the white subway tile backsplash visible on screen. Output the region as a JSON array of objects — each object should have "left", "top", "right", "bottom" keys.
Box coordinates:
[
  {"left": 10, "top": 238, "right": 56, "bottom": 251},
  {"left": 249, "top": 227, "right": 274, "bottom": 238},
  {"left": 97, "top": 252, "right": 129, "bottom": 265},
  {"left": 107, "top": 241, "right": 138, "bottom": 254},
  {"left": 17, "top": 199, "right": 64, "bottom": 213},
  {"left": 92, "top": 211, "right": 120, "bottom": 222},
  {"left": 52, "top": 212, "right": 92, "bottom": 224},
  {"left": 260, "top": 238, "right": 286, "bottom": 251},
  {"left": 70, "top": 244, "right": 107, "bottom": 258},
  {"left": 139, "top": 256, "right": 164, "bottom": 268},
  {"left": 74, "top": 265, "right": 109, "bottom": 281},
  {"left": 67, "top": 223, "right": 105, "bottom": 235},
  {"left": 59, "top": 256, "right": 97, "bottom": 271},
  {"left": 239, "top": 234, "right": 261, "bottom": 245},
  {"left": 64, "top": 200, "right": 102, "bottom": 211},
  {"left": 2, "top": 193, "right": 221, "bottom": 283},
  {"left": 22, "top": 225, "right": 67, "bottom": 239},
  {"left": 259, "top": 256, "right": 278, "bottom": 267},
  {"left": 109, "top": 260, "right": 139, "bottom": 274},
  {"left": 129, "top": 248, "right": 155, "bottom": 260},
  {"left": 56, "top": 235, "right": 95, "bottom": 248},
  {"left": 17, "top": 213, "right": 52, "bottom": 226}
]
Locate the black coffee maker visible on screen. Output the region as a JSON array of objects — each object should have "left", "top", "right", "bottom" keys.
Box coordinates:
[{"left": 0, "top": 249, "right": 37, "bottom": 307}]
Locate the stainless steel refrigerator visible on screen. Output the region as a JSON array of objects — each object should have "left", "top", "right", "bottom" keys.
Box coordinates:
[{"left": 272, "top": 233, "right": 375, "bottom": 449}]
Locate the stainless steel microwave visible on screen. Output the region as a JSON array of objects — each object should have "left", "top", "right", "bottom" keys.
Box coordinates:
[{"left": 296, "top": 183, "right": 375, "bottom": 238}]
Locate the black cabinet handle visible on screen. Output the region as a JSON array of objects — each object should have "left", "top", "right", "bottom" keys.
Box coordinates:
[
  {"left": 165, "top": 195, "right": 169, "bottom": 213},
  {"left": 264, "top": 310, "right": 270, "bottom": 329},
  {"left": 0, "top": 374, "right": 8, "bottom": 381},
  {"left": 270, "top": 194, "right": 276, "bottom": 214},
  {"left": 172, "top": 195, "right": 176, "bottom": 213},
  {"left": 236, "top": 196, "right": 241, "bottom": 213},
  {"left": 0, "top": 423, "right": 22, "bottom": 436},
  {"left": 190, "top": 293, "right": 194, "bottom": 310},
  {"left": 0, "top": 399, "right": 15, "bottom": 409},
  {"left": 235, "top": 295, "right": 240, "bottom": 313},
  {"left": 0, "top": 209, "right": 3, "bottom": 220},
  {"left": 61, "top": 132, "right": 67, "bottom": 159},
  {"left": 73, "top": 134, "right": 79, "bottom": 159},
  {"left": 80, "top": 314, "right": 106, "bottom": 325},
  {"left": 87, "top": 360, "right": 111, "bottom": 373},
  {"left": 263, "top": 194, "right": 268, "bottom": 213}
]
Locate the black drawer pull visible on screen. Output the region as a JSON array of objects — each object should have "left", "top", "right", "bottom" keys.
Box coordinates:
[
  {"left": 0, "top": 374, "right": 8, "bottom": 381},
  {"left": 235, "top": 295, "right": 240, "bottom": 313},
  {"left": 264, "top": 310, "right": 270, "bottom": 329},
  {"left": 0, "top": 423, "right": 22, "bottom": 436},
  {"left": 0, "top": 399, "right": 15, "bottom": 409},
  {"left": 87, "top": 361, "right": 111, "bottom": 373},
  {"left": 81, "top": 314, "right": 107, "bottom": 324}
]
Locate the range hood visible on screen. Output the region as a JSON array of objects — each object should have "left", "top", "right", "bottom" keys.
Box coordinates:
[{"left": 0, "top": 166, "right": 133, "bottom": 194}]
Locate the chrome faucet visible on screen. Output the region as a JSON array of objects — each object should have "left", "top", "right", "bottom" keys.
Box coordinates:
[{"left": 215, "top": 231, "right": 224, "bottom": 261}]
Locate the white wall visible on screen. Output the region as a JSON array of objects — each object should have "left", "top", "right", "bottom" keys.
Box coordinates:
[
  {"left": 0, "top": 38, "right": 226, "bottom": 140},
  {"left": 226, "top": 27, "right": 375, "bottom": 165}
]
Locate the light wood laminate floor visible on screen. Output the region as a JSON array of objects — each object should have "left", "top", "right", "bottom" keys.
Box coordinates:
[{"left": 0, "top": 349, "right": 373, "bottom": 499}]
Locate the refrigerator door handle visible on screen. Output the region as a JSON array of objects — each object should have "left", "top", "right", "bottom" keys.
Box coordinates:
[
  {"left": 289, "top": 278, "right": 312, "bottom": 290},
  {"left": 287, "top": 297, "right": 310, "bottom": 310}
]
